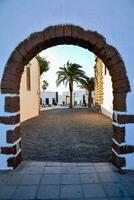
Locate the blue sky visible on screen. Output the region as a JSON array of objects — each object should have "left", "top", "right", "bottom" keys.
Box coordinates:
[{"left": 40, "top": 45, "right": 95, "bottom": 94}]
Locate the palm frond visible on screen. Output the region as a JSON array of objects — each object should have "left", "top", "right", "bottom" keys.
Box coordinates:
[
  {"left": 56, "top": 61, "right": 86, "bottom": 88},
  {"left": 79, "top": 76, "right": 95, "bottom": 91}
]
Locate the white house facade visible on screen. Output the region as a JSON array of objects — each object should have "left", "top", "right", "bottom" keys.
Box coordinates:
[
  {"left": 101, "top": 63, "right": 113, "bottom": 118},
  {"left": 94, "top": 57, "right": 113, "bottom": 118},
  {"left": 41, "top": 90, "right": 88, "bottom": 107},
  {"left": 20, "top": 58, "right": 40, "bottom": 122},
  {"left": 41, "top": 91, "right": 58, "bottom": 106}
]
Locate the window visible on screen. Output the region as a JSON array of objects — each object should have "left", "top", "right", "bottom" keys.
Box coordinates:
[
  {"left": 104, "top": 66, "right": 107, "bottom": 75},
  {"left": 94, "top": 66, "right": 98, "bottom": 79},
  {"left": 26, "top": 63, "right": 31, "bottom": 91},
  {"left": 45, "top": 98, "right": 49, "bottom": 105}
]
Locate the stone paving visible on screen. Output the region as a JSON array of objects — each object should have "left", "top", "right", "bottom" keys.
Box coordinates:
[
  {"left": 0, "top": 161, "right": 134, "bottom": 200},
  {"left": 21, "top": 108, "right": 112, "bottom": 162}
]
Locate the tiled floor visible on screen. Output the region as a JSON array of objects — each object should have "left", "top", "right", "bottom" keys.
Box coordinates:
[{"left": 0, "top": 161, "right": 134, "bottom": 200}]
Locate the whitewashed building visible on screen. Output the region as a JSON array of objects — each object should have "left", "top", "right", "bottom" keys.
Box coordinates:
[
  {"left": 40, "top": 91, "right": 58, "bottom": 106},
  {"left": 20, "top": 58, "right": 40, "bottom": 122},
  {"left": 41, "top": 90, "right": 88, "bottom": 106},
  {"left": 94, "top": 57, "right": 113, "bottom": 118}
]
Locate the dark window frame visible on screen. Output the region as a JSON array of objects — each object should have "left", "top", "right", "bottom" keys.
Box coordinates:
[{"left": 26, "top": 63, "right": 31, "bottom": 91}]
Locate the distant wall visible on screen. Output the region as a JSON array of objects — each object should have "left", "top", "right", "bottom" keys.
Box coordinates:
[
  {"left": 94, "top": 58, "right": 103, "bottom": 110},
  {"left": 20, "top": 58, "right": 40, "bottom": 122},
  {"left": 41, "top": 90, "right": 88, "bottom": 106},
  {"left": 94, "top": 58, "right": 113, "bottom": 118},
  {"left": 101, "top": 63, "right": 113, "bottom": 118}
]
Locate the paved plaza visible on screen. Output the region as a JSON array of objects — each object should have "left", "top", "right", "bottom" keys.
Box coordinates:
[
  {"left": 21, "top": 108, "right": 112, "bottom": 162},
  {"left": 7, "top": 108, "right": 133, "bottom": 199},
  {"left": 0, "top": 161, "right": 134, "bottom": 200}
]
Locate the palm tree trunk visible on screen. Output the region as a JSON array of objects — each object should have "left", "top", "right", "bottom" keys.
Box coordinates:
[
  {"left": 69, "top": 82, "right": 73, "bottom": 108},
  {"left": 88, "top": 91, "right": 92, "bottom": 109}
]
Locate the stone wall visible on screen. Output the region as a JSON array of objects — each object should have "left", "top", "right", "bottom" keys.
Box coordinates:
[
  {"left": 94, "top": 58, "right": 113, "bottom": 118},
  {"left": 94, "top": 58, "right": 103, "bottom": 111}
]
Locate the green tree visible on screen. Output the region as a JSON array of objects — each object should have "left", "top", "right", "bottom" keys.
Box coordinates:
[
  {"left": 56, "top": 61, "right": 85, "bottom": 108},
  {"left": 36, "top": 54, "right": 50, "bottom": 75},
  {"left": 79, "top": 77, "right": 95, "bottom": 109},
  {"left": 42, "top": 80, "right": 49, "bottom": 91}
]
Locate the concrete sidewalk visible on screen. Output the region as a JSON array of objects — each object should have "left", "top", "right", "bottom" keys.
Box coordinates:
[{"left": 0, "top": 161, "right": 134, "bottom": 200}]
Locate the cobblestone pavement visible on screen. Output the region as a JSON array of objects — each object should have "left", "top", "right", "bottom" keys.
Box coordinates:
[
  {"left": 0, "top": 161, "right": 134, "bottom": 200},
  {"left": 21, "top": 108, "right": 112, "bottom": 162}
]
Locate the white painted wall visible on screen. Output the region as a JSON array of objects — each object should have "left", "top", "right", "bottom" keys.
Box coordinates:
[
  {"left": 20, "top": 58, "right": 40, "bottom": 122},
  {"left": 101, "top": 64, "right": 113, "bottom": 118},
  {"left": 62, "top": 90, "right": 88, "bottom": 105},
  {"left": 41, "top": 90, "right": 88, "bottom": 106},
  {"left": 41, "top": 91, "right": 57, "bottom": 105},
  {"left": 58, "top": 94, "right": 66, "bottom": 105}
]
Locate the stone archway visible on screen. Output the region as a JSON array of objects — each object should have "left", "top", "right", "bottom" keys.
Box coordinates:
[{"left": 0, "top": 24, "right": 133, "bottom": 169}]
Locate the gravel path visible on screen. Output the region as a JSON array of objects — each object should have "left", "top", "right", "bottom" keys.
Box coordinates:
[{"left": 21, "top": 108, "right": 112, "bottom": 162}]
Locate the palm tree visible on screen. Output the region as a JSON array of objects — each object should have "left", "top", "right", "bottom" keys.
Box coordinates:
[
  {"left": 79, "top": 77, "right": 95, "bottom": 109},
  {"left": 36, "top": 54, "right": 50, "bottom": 75},
  {"left": 42, "top": 80, "right": 49, "bottom": 91},
  {"left": 56, "top": 61, "right": 85, "bottom": 108},
  {"left": 36, "top": 54, "right": 50, "bottom": 94}
]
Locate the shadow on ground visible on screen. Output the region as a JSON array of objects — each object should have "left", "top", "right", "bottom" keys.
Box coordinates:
[{"left": 21, "top": 108, "right": 112, "bottom": 162}]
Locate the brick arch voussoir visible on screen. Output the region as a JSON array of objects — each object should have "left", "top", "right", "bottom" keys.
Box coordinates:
[
  {"left": 96, "top": 43, "right": 130, "bottom": 97},
  {"left": 1, "top": 24, "right": 131, "bottom": 94},
  {"left": 1, "top": 30, "right": 54, "bottom": 94},
  {"left": 113, "top": 92, "right": 127, "bottom": 111},
  {"left": 87, "top": 31, "right": 106, "bottom": 54}
]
